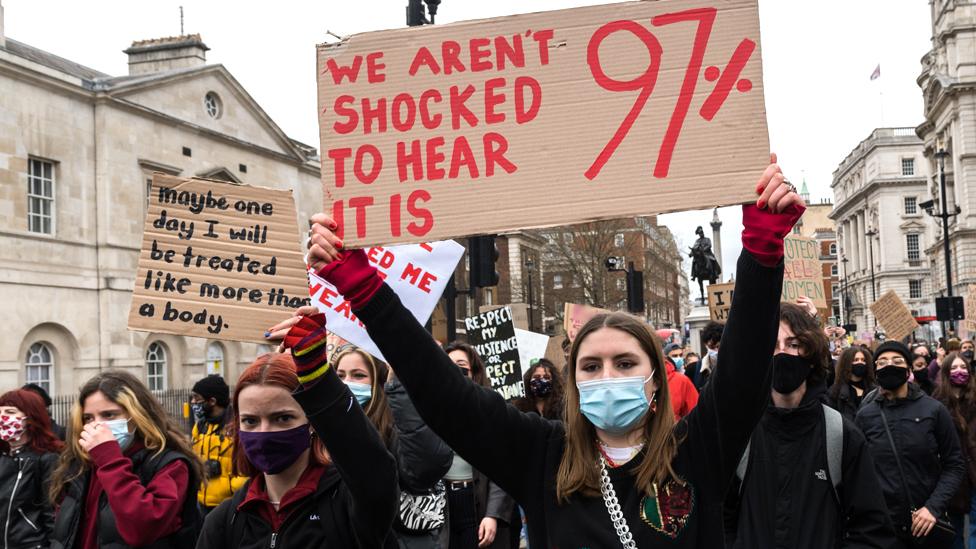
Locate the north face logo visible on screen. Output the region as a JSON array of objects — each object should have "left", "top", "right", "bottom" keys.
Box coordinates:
[
  {"left": 814, "top": 469, "right": 827, "bottom": 481},
  {"left": 310, "top": 514, "right": 321, "bottom": 521}
]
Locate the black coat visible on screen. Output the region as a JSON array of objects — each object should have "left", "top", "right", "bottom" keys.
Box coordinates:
[
  {"left": 827, "top": 382, "right": 877, "bottom": 423},
  {"left": 385, "top": 377, "right": 452, "bottom": 494},
  {"left": 0, "top": 449, "right": 57, "bottom": 549},
  {"left": 724, "top": 385, "right": 895, "bottom": 548},
  {"left": 855, "top": 383, "right": 966, "bottom": 531}
]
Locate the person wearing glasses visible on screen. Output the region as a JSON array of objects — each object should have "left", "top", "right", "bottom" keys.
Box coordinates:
[
  {"left": 441, "top": 342, "right": 515, "bottom": 549},
  {"left": 856, "top": 341, "right": 966, "bottom": 548}
]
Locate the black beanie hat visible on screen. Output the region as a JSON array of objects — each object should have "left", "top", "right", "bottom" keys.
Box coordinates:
[
  {"left": 874, "top": 341, "right": 912, "bottom": 366},
  {"left": 22, "top": 383, "right": 52, "bottom": 407},
  {"left": 192, "top": 375, "right": 230, "bottom": 407}
]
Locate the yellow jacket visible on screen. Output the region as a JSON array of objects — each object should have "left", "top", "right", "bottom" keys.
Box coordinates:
[{"left": 192, "top": 418, "right": 248, "bottom": 508}]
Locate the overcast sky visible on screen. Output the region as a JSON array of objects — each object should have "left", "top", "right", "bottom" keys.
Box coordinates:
[{"left": 4, "top": 0, "right": 932, "bottom": 288}]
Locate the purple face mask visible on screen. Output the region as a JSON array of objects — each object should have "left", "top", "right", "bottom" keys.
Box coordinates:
[
  {"left": 950, "top": 370, "right": 971, "bottom": 387},
  {"left": 239, "top": 423, "right": 311, "bottom": 474}
]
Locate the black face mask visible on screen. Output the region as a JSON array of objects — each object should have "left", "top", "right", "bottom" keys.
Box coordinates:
[
  {"left": 529, "top": 378, "right": 553, "bottom": 397},
  {"left": 964, "top": 350, "right": 975, "bottom": 362},
  {"left": 876, "top": 366, "right": 910, "bottom": 391},
  {"left": 772, "top": 353, "right": 811, "bottom": 395},
  {"left": 851, "top": 363, "right": 868, "bottom": 378}
]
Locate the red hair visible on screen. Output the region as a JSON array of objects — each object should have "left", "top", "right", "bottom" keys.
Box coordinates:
[
  {"left": 231, "top": 353, "right": 330, "bottom": 476},
  {"left": 0, "top": 389, "right": 63, "bottom": 454}
]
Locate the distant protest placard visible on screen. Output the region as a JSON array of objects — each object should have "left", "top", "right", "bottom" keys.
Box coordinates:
[
  {"left": 317, "top": 0, "right": 768, "bottom": 246},
  {"left": 707, "top": 282, "right": 735, "bottom": 321},
  {"left": 782, "top": 236, "right": 827, "bottom": 309},
  {"left": 308, "top": 240, "right": 464, "bottom": 361},
  {"left": 128, "top": 175, "right": 310, "bottom": 343},
  {"left": 564, "top": 303, "right": 610, "bottom": 342},
  {"left": 515, "top": 328, "right": 551, "bottom": 376},
  {"left": 466, "top": 307, "right": 522, "bottom": 400},
  {"left": 870, "top": 290, "right": 919, "bottom": 342}
]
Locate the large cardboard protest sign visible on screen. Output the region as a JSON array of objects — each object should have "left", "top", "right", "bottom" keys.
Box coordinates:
[
  {"left": 466, "top": 307, "right": 522, "bottom": 400},
  {"left": 564, "top": 303, "right": 611, "bottom": 342},
  {"left": 782, "top": 236, "right": 827, "bottom": 309},
  {"left": 707, "top": 282, "right": 735, "bottom": 321},
  {"left": 317, "top": 0, "right": 768, "bottom": 246},
  {"left": 308, "top": 240, "right": 464, "bottom": 361},
  {"left": 870, "top": 290, "right": 919, "bottom": 342},
  {"left": 128, "top": 175, "right": 310, "bottom": 343}
]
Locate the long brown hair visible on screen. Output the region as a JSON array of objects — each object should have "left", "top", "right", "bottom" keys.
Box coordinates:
[
  {"left": 334, "top": 347, "right": 395, "bottom": 448},
  {"left": 933, "top": 352, "right": 976, "bottom": 433},
  {"left": 514, "top": 359, "right": 565, "bottom": 420},
  {"left": 830, "top": 346, "right": 875, "bottom": 401},
  {"left": 231, "top": 353, "right": 331, "bottom": 477},
  {"left": 444, "top": 342, "right": 491, "bottom": 388},
  {"left": 0, "top": 389, "right": 63, "bottom": 454},
  {"left": 50, "top": 371, "right": 202, "bottom": 504},
  {"left": 556, "top": 312, "right": 678, "bottom": 503}
]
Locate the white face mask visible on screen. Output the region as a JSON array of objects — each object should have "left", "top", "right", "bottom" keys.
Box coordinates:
[{"left": 103, "top": 418, "right": 132, "bottom": 450}]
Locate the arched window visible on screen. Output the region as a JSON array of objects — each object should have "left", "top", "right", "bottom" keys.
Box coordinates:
[
  {"left": 146, "top": 342, "right": 168, "bottom": 391},
  {"left": 206, "top": 343, "right": 224, "bottom": 376},
  {"left": 25, "top": 343, "right": 53, "bottom": 394}
]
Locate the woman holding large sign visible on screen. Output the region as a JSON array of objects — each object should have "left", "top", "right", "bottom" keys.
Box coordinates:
[{"left": 287, "top": 157, "right": 802, "bottom": 547}]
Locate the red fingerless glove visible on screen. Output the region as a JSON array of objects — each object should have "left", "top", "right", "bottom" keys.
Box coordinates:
[
  {"left": 280, "top": 313, "right": 331, "bottom": 385},
  {"left": 741, "top": 202, "right": 806, "bottom": 267},
  {"left": 314, "top": 249, "right": 383, "bottom": 310}
]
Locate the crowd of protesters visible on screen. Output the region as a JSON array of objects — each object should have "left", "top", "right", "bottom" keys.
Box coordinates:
[{"left": 6, "top": 158, "right": 976, "bottom": 548}]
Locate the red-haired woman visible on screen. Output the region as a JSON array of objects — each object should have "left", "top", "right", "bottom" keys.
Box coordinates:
[
  {"left": 195, "top": 321, "right": 398, "bottom": 549},
  {"left": 0, "top": 389, "right": 63, "bottom": 548},
  {"left": 300, "top": 159, "right": 805, "bottom": 547}
]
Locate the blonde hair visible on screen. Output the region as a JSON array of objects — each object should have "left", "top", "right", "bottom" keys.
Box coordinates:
[{"left": 556, "top": 313, "right": 680, "bottom": 503}]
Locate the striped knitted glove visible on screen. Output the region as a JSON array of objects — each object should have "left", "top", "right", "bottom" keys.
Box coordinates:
[{"left": 280, "top": 313, "right": 331, "bottom": 385}]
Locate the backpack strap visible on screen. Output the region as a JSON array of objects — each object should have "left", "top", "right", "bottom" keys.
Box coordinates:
[{"left": 822, "top": 404, "right": 843, "bottom": 504}]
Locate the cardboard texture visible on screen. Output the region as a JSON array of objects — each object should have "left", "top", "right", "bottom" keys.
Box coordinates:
[
  {"left": 545, "top": 335, "right": 568, "bottom": 366},
  {"left": 308, "top": 240, "right": 465, "bottom": 361},
  {"left": 707, "top": 282, "right": 735, "bottom": 321},
  {"left": 466, "top": 306, "right": 523, "bottom": 400},
  {"left": 317, "top": 0, "right": 768, "bottom": 246},
  {"left": 966, "top": 285, "right": 976, "bottom": 334},
  {"left": 564, "top": 302, "right": 611, "bottom": 342},
  {"left": 782, "top": 235, "right": 827, "bottom": 309},
  {"left": 870, "top": 290, "right": 919, "bottom": 343},
  {"left": 128, "top": 175, "right": 310, "bottom": 344}
]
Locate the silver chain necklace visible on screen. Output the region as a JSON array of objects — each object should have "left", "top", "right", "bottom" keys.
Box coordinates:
[{"left": 598, "top": 455, "right": 638, "bottom": 549}]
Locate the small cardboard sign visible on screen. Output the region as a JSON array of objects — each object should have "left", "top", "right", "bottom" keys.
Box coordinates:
[
  {"left": 870, "top": 290, "right": 919, "bottom": 342},
  {"left": 782, "top": 236, "right": 827, "bottom": 309},
  {"left": 127, "top": 175, "right": 310, "bottom": 343},
  {"left": 466, "top": 307, "right": 522, "bottom": 400},
  {"left": 317, "top": 0, "right": 768, "bottom": 246},
  {"left": 707, "top": 282, "right": 735, "bottom": 321},
  {"left": 308, "top": 240, "right": 465, "bottom": 361},
  {"left": 564, "top": 303, "right": 611, "bottom": 342},
  {"left": 965, "top": 285, "right": 976, "bottom": 334},
  {"left": 515, "top": 328, "right": 551, "bottom": 376},
  {"left": 545, "top": 335, "right": 568, "bottom": 366}
]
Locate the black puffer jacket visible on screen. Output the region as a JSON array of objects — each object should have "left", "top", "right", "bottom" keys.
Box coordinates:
[
  {"left": 0, "top": 449, "right": 58, "bottom": 549},
  {"left": 855, "top": 383, "right": 966, "bottom": 532},
  {"left": 827, "top": 382, "right": 877, "bottom": 423}
]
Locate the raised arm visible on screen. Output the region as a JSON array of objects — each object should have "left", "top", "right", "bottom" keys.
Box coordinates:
[
  {"left": 283, "top": 314, "right": 398, "bottom": 547},
  {"left": 682, "top": 156, "right": 804, "bottom": 497}
]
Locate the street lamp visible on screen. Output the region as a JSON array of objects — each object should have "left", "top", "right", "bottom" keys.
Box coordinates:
[
  {"left": 841, "top": 255, "right": 849, "bottom": 326},
  {"left": 525, "top": 257, "right": 535, "bottom": 332},
  {"left": 864, "top": 228, "right": 877, "bottom": 303},
  {"left": 936, "top": 143, "right": 958, "bottom": 333}
]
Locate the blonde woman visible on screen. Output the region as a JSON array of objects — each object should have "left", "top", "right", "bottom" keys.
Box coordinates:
[
  {"left": 295, "top": 158, "right": 804, "bottom": 547},
  {"left": 49, "top": 371, "right": 203, "bottom": 549}
]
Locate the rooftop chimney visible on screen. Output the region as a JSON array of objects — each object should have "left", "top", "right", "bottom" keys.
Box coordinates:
[{"left": 124, "top": 34, "right": 208, "bottom": 76}]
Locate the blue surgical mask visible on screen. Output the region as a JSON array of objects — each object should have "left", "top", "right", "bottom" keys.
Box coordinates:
[
  {"left": 672, "top": 357, "right": 684, "bottom": 370},
  {"left": 577, "top": 374, "right": 654, "bottom": 434},
  {"left": 345, "top": 381, "right": 373, "bottom": 407},
  {"left": 103, "top": 418, "right": 133, "bottom": 450}
]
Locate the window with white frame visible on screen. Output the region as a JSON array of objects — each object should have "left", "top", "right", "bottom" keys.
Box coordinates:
[
  {"left": 484, "top": 288, "right": 494, "bottom": 306},
  {"left": 829, "top": 243, "right": 837, "bottom": 256},
  {"left": 25, "top": 343, "right": 53, "bottom": 395},
  {"left": 831, "top": 284, "right": 839, "bottom": 297},
  {"left": 614, "top": 233, "right": 625, "bottom": 247},
  {"left": 902, "top": 158, "right": 915, "bottom": 176},
  {"left": 553, "top": 274, "right": 563, "bottom": 290},
  {"left": 27, "top": 158, "right": 55, "bottom": 234},
  {"left": 206, "top": 342, "right": 224, "bottom": 376},
  {"left": 831, "top": 264, "right": 838, "bottom": 277},
  {"left": 146, "top": 342, "right": 168, "bottom": 391},
  {"left": 906, "top": 233, "right": 921, "bottom": 262},
  {"left": 904, "top": 196, "right": 918, "bottom": 215},
  {"left": 909, "top": 280, "right": 922, "bottom": 299}
]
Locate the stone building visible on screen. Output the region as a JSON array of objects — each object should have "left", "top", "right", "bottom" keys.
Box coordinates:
[
  {"left": 916, "top": 0, "right": 976, "bottom": 339},
  {"left": 0, "top": 19, "right": 321, "bottom": 394},
  {"left": 830, "top": 128, "right": 933, "bottom": 340}
]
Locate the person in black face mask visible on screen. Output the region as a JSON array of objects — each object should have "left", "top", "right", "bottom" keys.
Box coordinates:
[
  {"left": 725, "top": 303, "right": 894, "bottom": 549},
  {"left": 855, "top": 340, "right": 966, "bottom": 548},
  {"left": 828, "top": 346, "right": 877, "bottom": 422},
  {"left": 513, "top": 358, "right": 564, "bottom": 420},
  {"left": 911, "top": 346, "right": 935, "bottom": 395},
  {"left": 961, "top": 340, "right": 975, "bottom": 369}
]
